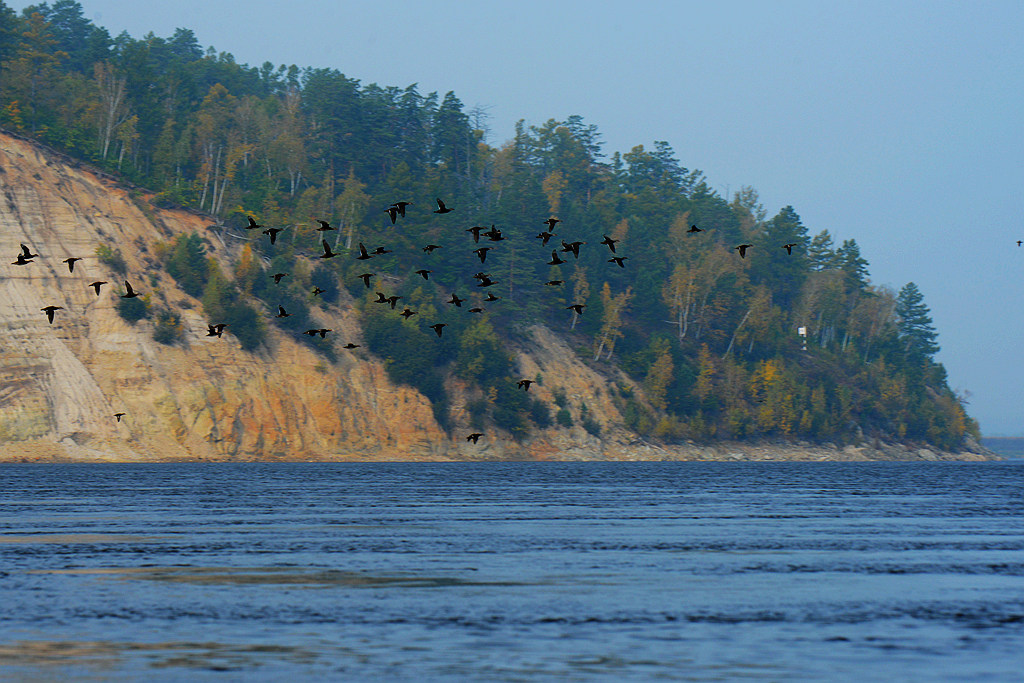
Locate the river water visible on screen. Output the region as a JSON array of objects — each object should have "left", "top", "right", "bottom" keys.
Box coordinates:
[{"left": 1, "top": 462, "right": 1023, "bottom": 681}]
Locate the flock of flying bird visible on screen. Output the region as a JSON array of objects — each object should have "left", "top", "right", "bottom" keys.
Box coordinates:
[{"left": 13, "top": 196, "right": 800, "bottom": 443}]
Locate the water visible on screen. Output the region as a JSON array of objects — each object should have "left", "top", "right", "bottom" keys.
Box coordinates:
[{"left": 2, "top": 462, "right": 1023, "bottom": 681}]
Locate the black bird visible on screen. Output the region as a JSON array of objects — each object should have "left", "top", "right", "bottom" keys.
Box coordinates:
[
  {"left": 423, "top": 244, "right": 442, "bottom": 253},
  {"left": 316, "top": 219, "right": 335, "bottom": 231},
  {"left": 466, "top": 432, "right": 483, "bottom": 444},
  {"left": 304, "top": 328, "right": 331, "bottom": 338},
  {"left": 415, "top": 269, "right": 431, "bottom": 280},
  {"left": 320, "top": 240, "right": 337, "bottom": 258},
  {"left": 429, "top": 323, "right": 447, "bottom": 337},
  {"left": 12, "top": 253, "right": 33, "bottom": 266},
  {"left": 434, "top": 198, "right": 452, "bottom": 214},
  {"left": 469, "top": 307, "right": 484, "bottom": 313},
  {"left": 448, "top": 293, "right": 465, "bottom": 307},
  {"left": 484, "top": 226, "right": 505, "bottom": 242},
  {"left": 122, "top": 281, "right": 139, "bottom": 298},
  {"left": 608, "top": 256, "right": 628, "bottom": 268},
  {"left": 548, "top": 250, "right": 566, "bottom": 265},
  {"left": 356, "top": 243, "right": 372, "bottom": 260},
  {"left": 384, "top": 205, "right": 400, "bottom": 224},
  {"left": 477, "top": 276, "right": 497, "bottom": 288},
  {"left": 272, "top": 272, "right": 289, "bottom": 284},
  {"left": 20, "top": 244, "right": 38, "bottom": 259},
  {"left": 63, "top": 257, "right": 83, "bottom": 272},
  {"left": 246, "top": 216, "right": 262, "bottom": 230},
  {"left": 263, "top": 227, "right": 283, "bottom": 244},
  {"left": 687, "top": 224, "right": 703, "bottom": 233},
  {"left": 357, "top": 272, "right": 375, "bottom": 288},
  {"left": 484, "top": 292, "right": 500, "bottom": 302},
  {"left": 88, "top": 281, "right": 107, "bottom": 295},
  {"left": 206, "top": 323, "right": 228, "bottom": 338},
  {"left": 41, "top": 305, "right": 63, "bottom": 324},
  {"left": 342, "top": 342, "right": 360, "bottom": 350},
  {"left": 375, "top": 292, "right": 389, "bottom": 303},
  {"left": 399, "top": 307, "right": 417, "bottom": 319},
  {"left": 386, "top": 295, "right": 402, "bottom": 310},
  {"left": 1018, "top": 240, "right": 1022, "bottom": 247},
  {"left": 782, "top": 243, "right": 797, "bottom": 255},
  {"left": 371, "top": 246, "right": 391, "bottom": 256},
  {"left": 311, "top": 286, "right": 325, "bottom": 296},
  {"left": 275, "top": 306, "right": 291, "bottom": 318},
  {"left": 517, "top": 379, "right": 534, "bottom": 392},
  {"left": 734, "top": 244, "right": 753, "bottom": 258},
  {"left": 391, "top": 201, "right": 411, "bottom": 217},
  {"left": 600, "top": 235, "right": 618, "bottom": 253},
  {"left": 567, "top": 303, "right": 586, "bottom": 315},
  {"left": 543, "top": 218, "right": 560, "bottom": 230},
  {"left": 536, "top": 231, "right": 555, "bottom": 246},
  {"left": 561, "top": 240, "right": 585, "bottom": 258},
  {"left": 467, "top": 226, "right": 485, "bottom": 242},
  {"left": 471, "top": 272, "right": 489, "bottom": 281},
  {"left": 545, "top": 280, "right": 564, "bottom": 287},
  {"left": 113, "top": 412, "right": 125, "bottom": 422},
  {"left": 473, "top": 247, "right": 492, "bottom": 263}
]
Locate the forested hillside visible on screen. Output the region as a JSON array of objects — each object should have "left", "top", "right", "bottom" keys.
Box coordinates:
[{"left": 0, "top": 1, "right": 977, "bottom": 450}]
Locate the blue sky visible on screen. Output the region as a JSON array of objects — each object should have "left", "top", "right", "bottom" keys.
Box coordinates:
[{"left": 12, "top": 0, "right": 1024, "bottom": 434}]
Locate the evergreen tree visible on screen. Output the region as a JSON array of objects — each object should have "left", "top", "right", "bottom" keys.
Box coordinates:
[
  {"left": 837, "top": 238, "right": 869, "bottom": 291},
  {"left": 808, "top": 230, "right": 838, "bottom": 271},
  {"left": 895, "top": 282, "right": 939, "bottom": 358}
]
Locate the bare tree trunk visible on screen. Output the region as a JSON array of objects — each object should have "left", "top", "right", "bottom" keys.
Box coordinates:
[{"left": 723, "top": 307, "right": 753, "bottom": 358}]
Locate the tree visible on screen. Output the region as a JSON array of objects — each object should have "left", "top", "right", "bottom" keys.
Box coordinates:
[
  {"left": 895, "top": 282, "right": 939, "bottom": 359},
  {"left": 837, "top": 238, "right": 869, "bottom": 291}
]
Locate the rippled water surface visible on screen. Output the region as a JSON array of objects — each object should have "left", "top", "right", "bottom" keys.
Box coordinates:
[{"left": 2, "top": 462, "right": 1023, "bottom": 681}]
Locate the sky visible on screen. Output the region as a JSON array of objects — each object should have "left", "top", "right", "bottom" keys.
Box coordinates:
[{"left": 11, "top": 0, "right": 1024, "bottom": 434}]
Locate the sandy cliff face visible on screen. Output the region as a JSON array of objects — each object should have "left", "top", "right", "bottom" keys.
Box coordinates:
[{"left": 0, "top": 133, "right": 996, "bottom": 462}]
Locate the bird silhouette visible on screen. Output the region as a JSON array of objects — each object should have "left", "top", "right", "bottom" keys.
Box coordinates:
[
  {"left": 88, "top": 281, "right": 107, "bottom": 295},
  {"left": 548, "top": 250, "right": 566, "bottom": 265},
  {"left": 386, "top": 295, "right": 402, "bottom": 309},
  {"left": 484, "top": 226, "right": 505, "bottom": 242},
  {"left": 567, "top": 303, "right": 586, "bottom": 315},
  {"left": 687, "top": 224, "right": 703, "bottom": 233},
  {"left": 246, "top": 216, "right": 262, "bottom": 230},
  {"left": 384, "top": 205, "right": 400, "bottom": 224},
  {"left": 356, "top": 243, "right": 372, "bottom": 260},
  {"left": 12, "top": 253, "right": 33, "bottom": 266},
  {"left": 375, "top": 292, "right": 389, "bottom": 303},
  {"left": 473, "top": 247, "right": 492, "bottom": 263},
  {"left": 448, "top": 293, "right": 465, "bottom": 307},
  {"left": 342, "top": 342, "right": 360, "bottom": 349},
  {"left": 466, "top": 432, "right": 483, "bottom": 444},
  {"left": 415, "top": 269, "right": 431, "bottom": 280},
  {"left": 477, "top": 276, "right": 497, "bottom": 288},
  {"left": 399, "top": 307, "right": 417, "bottom": 319},
  {"left": 545, "top": 280, "right": 564, "bottom": 287},
  {"left": 536, "top": 231, "right": 555, "bottom": 246},
  {"left": 608, "top": 256, "right": 628, "bottom": 268},
  {"left": 429, "top": 323, "right": 447, "bottom": 337},
  {"left": 315, "top": 219, "right": 335, "bottom": 231},
  {"left": 263, "top": 227, "right": 283, "bottom": 244},
  {"left": 320, "top": 240, "right": 337, "bottom": 258},
  {"left": 469, "top": 307, "right": 484, "bottom": 313},
  {"left": 392, "top": 201, "right": 411, "bottom": 216},
  {"left": 63, "top": 257, "right": 83, "bottom": 272},
  {"left": 517, "top": 379, "right": 534, "bottom": 391},
  {"left": 544, "top": 218, "right": 560, "bottom": 230},
  {"left": 467, "top": 226, "right": 485, "bottom": 242},
  {"left": 371, "top": 246, "right": 391, "bottom": 255},
  {"left": 561, "top": 240, "right": 585, "bottom": 258},
  {"left": 122, "top": 281, "right": 139, "bottom": 298},
  {"left": 357, "top": 272, "right": 375, "bottom": 288},
  {"left": 600, "top": 235, "right": 618, "bottom": 253},
  {"left": 272, "top": 272, "right": 289, "bottom": 284},
  {"left": 434, "top": 198, "right": 453, "bottom": 214},
  {"left": 113, "top": 412, "right": 125, "bottom": 422},
  {"left": 41, "top": 305, "right": 63, "bottom": 324},
  {"left": 275, "top": 306, "right": 291, "bottom": 318},
  {"left": 782, "top": 243, "right": 797, "bottom": 255},
  {"left": 304, "top": 328, "right": 331, "bottom": 338},
  {"left": 20, "top": 244, "right": 38, "bottom": 259},
  {"left": 206, "top": 323, "right": 228, "bottom": 337},
  {"left": 311, "top": 286, "right": 325, "bottom": 296},
  {"left": 734, "top": 244, "right": 753, "bottom": 258},
  {"left": 1018, "top": 240, "right": 1022, "bottom": 247},
  {"left": 423, "top": 244, "right": 442, "bottom": 253},
  {"left": 484, "top": 292, "right": 500, "bottom": 302}
]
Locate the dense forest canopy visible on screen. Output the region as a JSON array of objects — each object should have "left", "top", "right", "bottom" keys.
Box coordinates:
[{"left": 0, "top": 1, "right": 977, "bottom": 448}]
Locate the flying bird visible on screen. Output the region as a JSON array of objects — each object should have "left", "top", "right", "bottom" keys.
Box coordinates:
[
  {"left": 415, "top": 269, "right": 432, "bottom": 280},
  {"left": 545, "top": 280, "right": 564, "bottom": 287},
  {"left": 536, "top": 231, "right": 555, "bottom": 246},
  {"left": 122, "top": 281, "right": 139, "bottom": 298},
  {"left": 561, "top": 240, "right": 585, "bottom": 258},
  {"left": 469, "top": 307, "right": 484, "bottom": 313},
  {"left": 206, "top": 323, "right": 228, "bottom": 338},
  {"left": 392, "top": 200, "right": 411, "bottom": 216},
  {"left": 311, "top": 286, "right": 325, "bottom": 296},
  {"left": 608, "top": 256, "right": 628, "bottom": 268},
  {"left": 466, "top": 433, "right": 483, "bottom": 444},
  {"left": 357, "top": 272, "right": 375, "bottom": 288},
  {"left": 375, "top": 292, "right": 389, "bottom": 303},
  {"left": 342, "top": 342, "right": 360, "bottom": 349},
  {"left": 433, "top": 198, "right": 453, "bottom": 214},
  {"left": 113, "top": 412, "right": 125, "bottom": 422},
  {"left": 63, "top": 257, "right": 83, "bottom": 272},
  {"left": 600, "top": 235, "right": 618, "bottom": 253},
  {"left": 386, "top": 295, "right": 402, "bottom": 310},
  {"left": 275, "top": 306, "right": 290, "bottom": 318},
  {"left": 263, "top": 227, "right": 283, "bottom": 244},
  {"left": 399, "top": 307, "right": 418, "bottom": 319},
  {"left": 384, "top": 205, "right": 400, "bottom": 224},
  {"left": 315, "top": 219, "right": 335, "bottom": 231},
  {"left": 423, "top": 244, "right": 442, "bottom": 253},
  {"left": 304, "top": 328, "right": 331, "bottom": 338},
  {"left": 548, "top": 250, "right": 566, "bottom": 266},
  {"left": 41, "top": 305, "right": 63, "bottom": 324},
  {"left": 429, "top": 323, "right": 447, "bottom": 337},
  {"left": 20, "top": 244, "right": 38, "bottom": 259},
  {"left": 543, "top": 218, "right": 560, "bottom": 230},
  {"left": 734, "top": 244, "right": 753, "bottom": 258},
  {"left": 356, "top": 243, "right": 372, "bottom": 260},
  {"left": 517, "top": 379, "right": 534, "bottom": 392},
  {"left": 272, "top": 272, "right": 289, "bottom": 284},
  {"left": 567, "top": 303, "right": 586, "bottom": 315},
  {"left": 12, "top": 253, "right": 33, "bottom": 266},
  {"left": 782, "top": 243, "right": 797, "bottom": 255},
  {"left": 320, "top": 240, "right": 337, "bottom": 258},
  {"left": 687, "top": 224, "right": 703, "bottom": 233},
  {"left": 476, "top": 276, "right": 497, "bottom": 288},
  {"left": 371, "top": 246, "right": 391, "bottom": 255},
  {"left": 484, "top": 292, "right": 500, "bottom": 302},
  {"left": 467, "top": 226, "right": 485, "bottom": 242},
  {"left": 88, "top": 281, "right": 107, "bottom": 295},
  {"left": 484, "top": 226, "right": 505, "bottom": 242},
  {"left": 473, "top": 247, "right": 492, "bottom": 263},
  {"left": 246, "top": 216, "right": 262, "bottom": 230},
  {"left": 448, "top": 293, "right": 465, "bottom": 307}
]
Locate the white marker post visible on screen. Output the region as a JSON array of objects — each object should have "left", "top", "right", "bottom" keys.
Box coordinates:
[{"left": 798, "top": 326, "right": 807, "bottom": 351}]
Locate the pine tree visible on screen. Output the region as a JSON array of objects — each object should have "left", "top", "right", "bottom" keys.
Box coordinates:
[
  {"left": 808, "top": 230, "right": 838, "bottom": 271},
  {"left": 895, "top": 282, "right": 939, "bottom": 358},
  {"left": 837, "top": 239, "right": 869, "bottom": 291}
]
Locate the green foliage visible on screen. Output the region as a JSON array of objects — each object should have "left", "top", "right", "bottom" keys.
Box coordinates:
[
  {"left": 556, "top": 408, "right": 573, "bottom": 428},
  {"left": 895, "top": 282, "right": 939, "bottom": 359},
  {"left": 115, "top": 292, "right": 148, "bottom": 323},
  {"left": 95, "top": 244, "right": 126, "bottom": 275},
  {"left": 152, "top": 307, "right": 183, "bottom": 345},
  {"left": 164, "top": 232, "right": 209, "bottom": 297}
]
